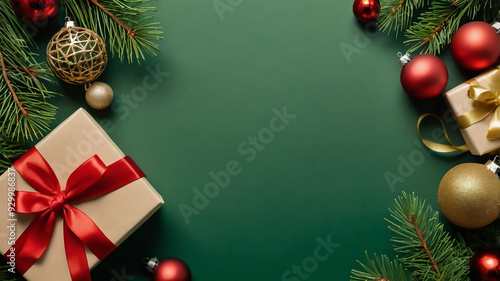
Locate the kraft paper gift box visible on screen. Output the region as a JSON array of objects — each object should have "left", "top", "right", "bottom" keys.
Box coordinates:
[
  {"left": 0, "top": 108, "right": 164, "bottom": 281},
  {"left": 444, "top": 66, "right": 500, "bottom": 156}
]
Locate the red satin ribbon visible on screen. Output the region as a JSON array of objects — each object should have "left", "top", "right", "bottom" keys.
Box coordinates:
[{"left": 4, "top": 147, "right": 145, "bottom": 281}]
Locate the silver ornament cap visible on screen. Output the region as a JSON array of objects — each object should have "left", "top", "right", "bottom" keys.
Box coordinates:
[
  {"left": 486, "top": 155, "right": 500, "bottom": 174},
  {"left": 144, "top": 257, "right": 160, "bottom": 273},
  {"left": 492, "top": 22, "right": 500, "bottom": 34},
  {"left": 398, "top": 52, "right": 412, "bottom": 68}
]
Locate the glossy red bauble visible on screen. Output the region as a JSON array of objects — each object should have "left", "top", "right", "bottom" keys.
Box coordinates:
[
  {"left": 470, "top": 250, "right": 500, "bottom": 281},
  {"left": 400, "top": 54, "right": 448, "bottom": 99},
  {"left": 10, "top": 0, "right": 58, "bottom": 23},
  {"left": 353, "top": 0, "right": 380, "bottom": 22},
  {"left": 450, "top": 21, "right": 500, "bottom": 71},
  {"left": 145, "top": 257, "right": 192, "bottom": 281}
]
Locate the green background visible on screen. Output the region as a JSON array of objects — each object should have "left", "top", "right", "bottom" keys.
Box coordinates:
[{"left": 22, "top": 0, "right": 491, "bottom": 280}]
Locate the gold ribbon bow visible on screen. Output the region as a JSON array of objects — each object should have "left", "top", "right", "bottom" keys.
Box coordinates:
[
  {"left": 417, "top": 67, "right": 500, "bottom": 154},
  {"left": 457, "top": 68, "right": 500, "bottom": 139}
]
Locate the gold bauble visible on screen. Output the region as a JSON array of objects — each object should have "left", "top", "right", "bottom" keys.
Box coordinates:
[
  {"left": 85, "top": 82, "right": 113, "bottom": 110},
  {"left": 46, "top": 21, "right": 107, "bottom": 85},
  {"left": 438, "top": 163, "right": 500, "bottom": 229}
]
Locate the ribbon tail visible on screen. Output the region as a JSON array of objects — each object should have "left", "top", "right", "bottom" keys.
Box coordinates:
[
  {"left": 64, "top": 221, "right": 91, "bottom": 281},
  {"left": 64, "top": 205, "right": 117, "bottom": 261},
  {"left": 487, "top": 107, "right": 500, "bottom": 139},
  {"left": 417, "top": 113, "right": 469, "bottom": 153},
  {"left": 8, "top": 210, "right": 56, "bottom": 275}
]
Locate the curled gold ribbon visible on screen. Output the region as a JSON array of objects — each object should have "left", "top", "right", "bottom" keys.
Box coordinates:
[
  {"left": 457, "top": 67, "right": 500, "bottom": 139},
  {"left": 417, "top": 113, "right": 468, "bottom": 153}
]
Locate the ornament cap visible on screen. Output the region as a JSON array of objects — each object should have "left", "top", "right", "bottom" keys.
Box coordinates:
[
  {"left": 398, "top": 52, "right": 412, "bottom": 68},
  {"left": 144, "top": 257, "right": 160, "bottom": 273},
  {"left": 486, "top": 155, "right": 500, "bottom": 174},
  {"left": 492, "top": 22, "right": 500, "bottom": 34},
  {"left": 65, "top": 21, "right": 75, "bottom": 29}
]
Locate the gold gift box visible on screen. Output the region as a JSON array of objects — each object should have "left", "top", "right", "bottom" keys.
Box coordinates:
[
  {"left": 0, "top": 108, "right": 164, "bottom": 280},
  {"left": 444, "top": 67, "right": 500, "bottom": 156}
]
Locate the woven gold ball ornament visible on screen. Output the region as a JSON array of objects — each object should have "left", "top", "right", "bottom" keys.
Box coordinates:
[
  {"left": 46, "top": 20, "right": 107, "bottom": 85},
  {"left": 438, "top": 159, "right": 500, "bottom": 229}
]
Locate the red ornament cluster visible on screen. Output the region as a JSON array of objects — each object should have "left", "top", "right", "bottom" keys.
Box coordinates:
[{"left": 10, "top": 0, "right": 58, "bottom": 23}]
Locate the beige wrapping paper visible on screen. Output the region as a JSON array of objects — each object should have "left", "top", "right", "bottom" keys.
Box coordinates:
[
  {"left": 444, "top": 67, "right": 500, "bottom": 156},
  {"left": 0, "top": 108, "right": 164, "bottom": 281}
]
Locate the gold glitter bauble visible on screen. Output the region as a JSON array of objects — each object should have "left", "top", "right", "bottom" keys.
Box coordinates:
[
  {"left": 438, "top": 163, "right": 500, "bottom": 229},
  {"left": 85, "top": 82, "right": 113, "bottom": 110},
  {"left": 46, "top": 21, "right": 107, "bottom": 85}
]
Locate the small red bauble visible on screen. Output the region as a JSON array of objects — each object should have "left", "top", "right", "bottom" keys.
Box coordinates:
[
  {"left": 353, "top": 0, "right": 380, "bottom": 22},
  {"left": 450, "top": 21, "right": 500, "bottom": 71},
  {"left": 10, "top": 0, "right": 58, "bottom": 23},
  {"left": 145, "top": 257, "right": 192, "bottom": 281},
  {"left": 470, "top": 250, "right": 500, "bottom": 281},
  {"left": 399, "top": 53, "right": 448, "bottom": 99}
]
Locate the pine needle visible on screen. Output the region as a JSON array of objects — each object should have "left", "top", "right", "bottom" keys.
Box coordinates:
[{"left": 65, "top": 0, "right": 163, "bottom": 63}]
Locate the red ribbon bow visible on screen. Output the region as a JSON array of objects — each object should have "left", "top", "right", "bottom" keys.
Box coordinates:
[{"left": 4, "top": 147, "right": 145, "bottom": 281}]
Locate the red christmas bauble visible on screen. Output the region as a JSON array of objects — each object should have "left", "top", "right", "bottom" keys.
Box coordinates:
[
  {"left": 450, "top": 21, "right": 500, "bottom": 71},
  {"left": 400, "top": 54, "right": 448, "bottom": 99},
  {"left": 145, "top": 257, "right": 192, "bottom": 281},
  {"left": 471, "top": 250, "right": 500, "bottom": 281},
  {"left": 353, "top": 0, "right": 380, "bottom": 22},
  {"left": 10, "top": 0, "right": 58, "bottom": 23}
]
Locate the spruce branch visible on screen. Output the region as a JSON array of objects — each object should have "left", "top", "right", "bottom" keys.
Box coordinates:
[
  {"left": 377, "top": 0, "right": 428, "bottom": 36},
  {"left": 65, "top": 0, "right": 163, "bottom": 63},
  {"left": 351, "top": 192, "right": 473, "bottom": 281},
  {"left": 0, "top": 0, "right": 58, "bottom": 145},
  {"left": 0, "top": 135, "right": 25, "bottom": 173},
  {"left": 350, "top": 252, "right": 409, "bottom": 281},
  {"left": 405, "top": 0, "right": 497, "bottom": 54},
  {"left": 387, "top": 192, "right": 473, "bottom": 280}
]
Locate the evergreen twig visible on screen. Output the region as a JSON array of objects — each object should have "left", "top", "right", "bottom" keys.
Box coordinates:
[
  {"left": 378, "top": 0, "right": 500, "bottom": 54},
  {"left": 65, "top": 0, "right": 163, "bottom": 63},
  {"left": 350, "top": 252, "right": 409, "bottom": 281},
  {"left": 351, "top": 192, "right": 473, "bottom": 280}
]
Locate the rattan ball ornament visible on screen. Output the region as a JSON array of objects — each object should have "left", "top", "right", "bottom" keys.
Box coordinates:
[{"left": 46, "top": 20, "right": 107, "bottom": 85}]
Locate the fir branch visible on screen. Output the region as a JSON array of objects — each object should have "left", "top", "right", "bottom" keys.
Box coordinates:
[
  {"left": 65, "top": 0, "right": 163, "bottom": 63},
  {"left": 0, "top": 134, "right": 25, "bottom": 173},
  {"left": 0, "top": 0, "right": 58, "bottom": 144},
  {"left": 405, "top": 0, "right": 496, "bottom": 54},
  {"left": 377, "top": 0, "right": 428, "bottom": 36},
  {"left": 350, "top": 252, "right": 409, "bottom": 281},
  {"left": 387, "top": 192, "right": 473, "bottom": 280}
]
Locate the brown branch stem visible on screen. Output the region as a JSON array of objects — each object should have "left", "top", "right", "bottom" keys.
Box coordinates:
[
  {"left": 88, "top": 0, "right": 136, "bottom": 37},
  {"left": 0, "top": 51, "right": 28, "bottom": 116},
  {"left": 409, "top": 214, "right": 441, "bottom": 278}
]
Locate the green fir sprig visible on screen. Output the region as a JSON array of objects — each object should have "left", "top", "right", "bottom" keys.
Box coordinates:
[
  {"left": 350, "top": 192, "right": 473, "bottom": 281},
  {"left": 65, "top": 0, "right": 163, "bottom": 63},
  {"left": 378, "top": 0, "right": 500, "bottom": 54},
  {"left": 0, "top": 0, "right": 57, "bottom": 170}
]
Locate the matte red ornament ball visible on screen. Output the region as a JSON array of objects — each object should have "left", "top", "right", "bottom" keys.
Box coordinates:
[
  {"left": 353, "top": 0, "right": 380, "bottom": 22},
  {"left": 400, "top": 54, "right": 448, "bottom": 99},
  {"left": 153, "top": 258, "right": 192, "bottom": 281},
  {"left": 450, "top": 21, "right": 500, "bottom": 71},
  {"left": 10, "top": 0, "right": 59, "bottom": 23},
  {"left": 470, "top": 250, "right": 500, "bottom": 281}
]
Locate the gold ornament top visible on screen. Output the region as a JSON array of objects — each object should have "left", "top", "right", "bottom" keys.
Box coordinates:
[{"left": 46, "top": 23, "right": 107, "bottom": 85}]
